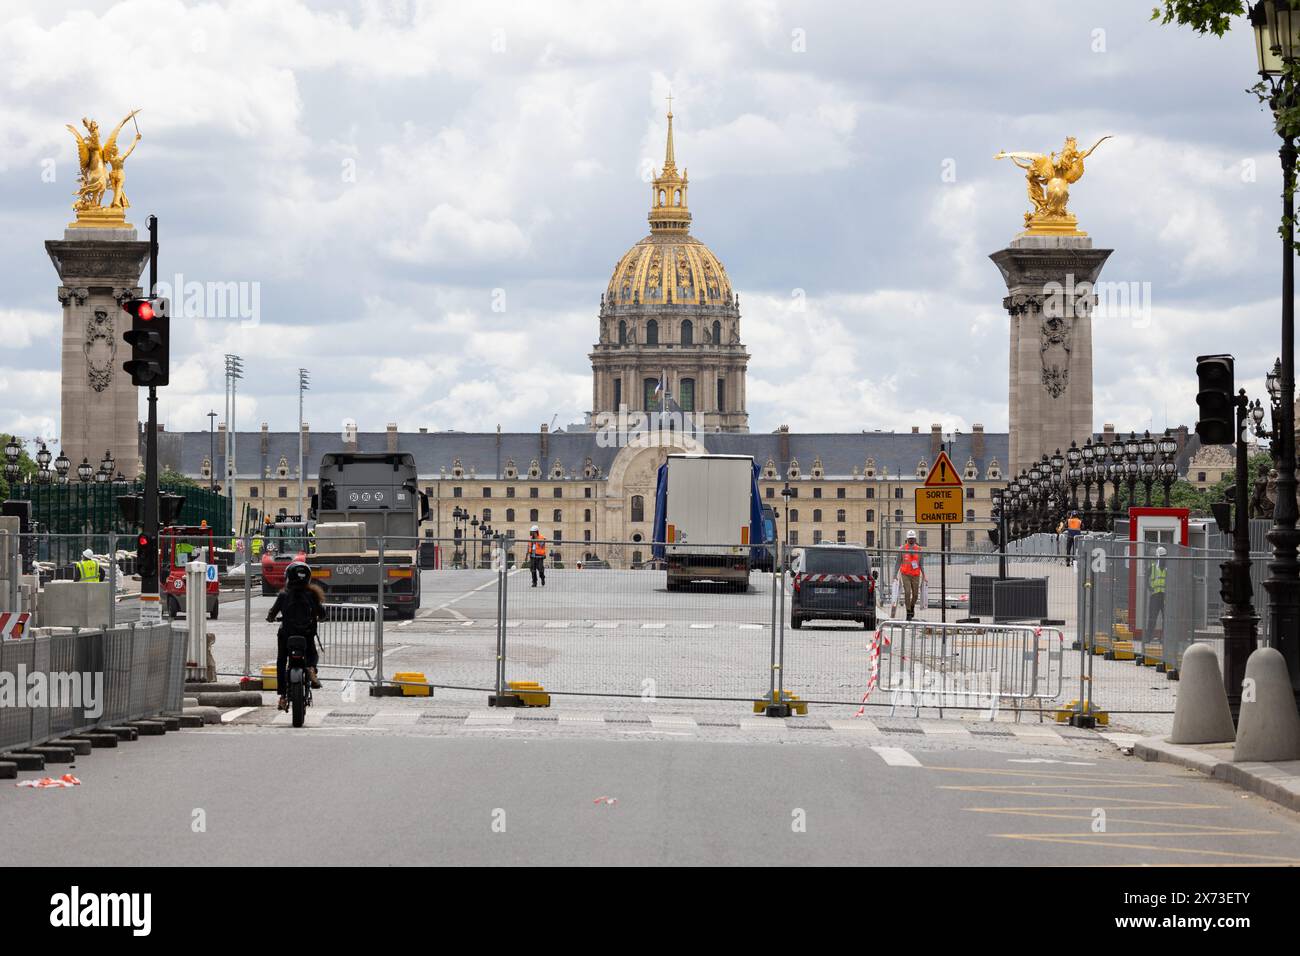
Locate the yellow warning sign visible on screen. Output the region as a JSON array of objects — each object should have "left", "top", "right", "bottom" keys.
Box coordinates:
[
  {"left": 915, "top": 487, "right": 963, "bottom": 524},
  {"left": 924, "top": 450, "right": 963, "bottom": 488}
]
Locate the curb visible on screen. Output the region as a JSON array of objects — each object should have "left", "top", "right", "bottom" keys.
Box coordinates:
[{"left": 1134, "top": 736, "right": 1300, "bottom": 813}]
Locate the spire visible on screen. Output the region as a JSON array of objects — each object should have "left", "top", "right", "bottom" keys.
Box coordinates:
[
  {"left": 648, "top": 96, "right": 690, "bottom": 234},
  {"left": 663, "top": 93, "right": 676, "bottom": 175}
]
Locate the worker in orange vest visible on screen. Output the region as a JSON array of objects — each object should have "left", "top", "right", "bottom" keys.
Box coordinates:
[
  {"left": 527, "top": 525, "right": 547, "bottom": 587},
  {"left": 1065, "top": 511, "right": 1083, "bottom": 566},
  {"left": 896, "top": 530, "right": 926, "bottom": 620}
]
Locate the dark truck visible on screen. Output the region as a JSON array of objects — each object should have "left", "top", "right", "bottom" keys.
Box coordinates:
[{"left": 308, "top": 451, "right": 430, "bottom": 619}]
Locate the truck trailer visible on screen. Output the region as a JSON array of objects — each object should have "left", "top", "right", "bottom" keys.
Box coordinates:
[
  {"left": 308, "top": 451, "right": 430, "bottom": 618},
  {"left": 651, "top": 454, "right": 764, "bottom": 591}
]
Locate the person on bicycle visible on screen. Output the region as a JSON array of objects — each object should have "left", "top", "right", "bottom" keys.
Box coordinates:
[{"left": 266, "top": 560, "right": 325, "bottom": 711}]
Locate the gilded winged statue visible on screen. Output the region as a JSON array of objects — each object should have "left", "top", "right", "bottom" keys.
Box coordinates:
[
  {"left": 995, "top": 135, "right": 1110, "bottom": 233},
  {"left": 66, "top": 110, "right": 141, "bottom": 215}
]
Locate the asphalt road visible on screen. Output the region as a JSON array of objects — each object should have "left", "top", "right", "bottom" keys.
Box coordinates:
[{"left": 4, "top": 725, "right": 1297, "bottom": 866}]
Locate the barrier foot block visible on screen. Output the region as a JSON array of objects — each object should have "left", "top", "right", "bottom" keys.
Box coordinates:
[
  {"left": 1, "top": 751, "right": 45, "bottom": 771},
  {"left": 368, "top": 683, "right": 405, "bottom": 697},
  {"left": 488, "top": 693, "right": 526, "bottom": 708}
]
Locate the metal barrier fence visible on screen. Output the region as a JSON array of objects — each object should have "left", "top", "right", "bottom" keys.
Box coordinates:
[
  {"left": 318, "top": 604, "right": 379, "bottom": 686},
  {"left": 17, "top": 531, "right": 1263, "bottom": 718},
  {"left": 1073, "top": 538, "right": 1273, "bottom": 714},
  {"left": 875, "top": 620, "right": 1065, "bottom": 720},
  {"left": 0, "top": 622, "right": 184, "bottom": 752}
]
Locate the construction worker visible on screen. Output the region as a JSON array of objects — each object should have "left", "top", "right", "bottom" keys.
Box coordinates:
[
  {"left": 1145, "top": 546, "right": 1168, "bottom": 640},
  {"left": 527, "top": 525, "right": 547, "bottom": 587},
  {"left": 75, "top": 548, "right": 101, "bottom": 583},
  {"left": 1065, "top": 511, "right": 1083, "bottom": 566},
  {"left": 895, "top": 530, "right": 926, "bottom": 621}
]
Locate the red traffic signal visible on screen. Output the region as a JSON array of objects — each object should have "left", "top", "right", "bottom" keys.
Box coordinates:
[
  {"left": 138, "top": 533, "right": 149, "bottom": 548},
  {"left": 122, "top": 298, "right": 155, "bottom": 321},
  {"left": 122, "top": 297, "right": 170, "bottom": 387}
]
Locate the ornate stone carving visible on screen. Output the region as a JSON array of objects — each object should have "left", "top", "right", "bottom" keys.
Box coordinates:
[
  {"left": 57, "top": 286, "right": 89, "bottom": 306},
  {"left": 84, "top": 308, "right": 116, "bottom": 393},
  {"left": 1040, "top": 311, "right": 1072, "bottom": 399}
]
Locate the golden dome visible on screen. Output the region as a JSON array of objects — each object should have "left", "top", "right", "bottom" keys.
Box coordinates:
[
  {"left": 605, "top": 104, "right": 734, "bottom": 308},
  {"left": 607, "top": 234, "right": 733, "bottom": 307}
]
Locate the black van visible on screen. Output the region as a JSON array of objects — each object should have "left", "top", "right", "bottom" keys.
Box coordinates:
[{"left": 790, "top": 545, "right": 876, "bottom": 630}]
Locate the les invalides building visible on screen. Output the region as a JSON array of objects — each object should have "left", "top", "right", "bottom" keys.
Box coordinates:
[{"left": 157, "top": 106, "right": 1014, "bottom": 564}]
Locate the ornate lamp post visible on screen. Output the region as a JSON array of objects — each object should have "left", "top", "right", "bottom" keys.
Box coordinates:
[
  {"left": 76, "top": 458, "right": 93, "bottom": 483},
  {"left": 1138, "top": 430, "right": 1157, "bottom": 506},
  {"left": 1158, "top": 430, "right": 1179, "bottom": 506},
  {"left": 54, "top": 451, "right": 70, "bottom": 486},
  {"left": 3, "top": 436, "right": 20, "bottom": 485},
  {"left": 1080, "top": 438, "right": 1097, "bottom": 530},
  {"left": 469, "top": 514, "right": 479, "bottom": 568},
  {"left": 1066, "top": 440, "right": 1082, "bottom": 514},
  {"left": 1251, "top": 0, "right": 1300, "bottom": 697}
]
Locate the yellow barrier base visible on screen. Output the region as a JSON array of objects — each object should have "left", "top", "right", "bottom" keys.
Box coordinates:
[
  {"left": 260, "top": 665, "right": 277, "bottom": 692},
  {"left": 1054, "top": 699, "right": 1109, "bottom": 726},
  {"left": 752, "top": 690, "right": 808, "bottom": 716},
  {"left": 394, "top": 671, "right": 432, "bottom": 697},
  {"left": 1107, "top": 640, "right": 1136, "bottom": 662},
  {"left": 507, "top": 680, "right": 551, "bottom": 707}
]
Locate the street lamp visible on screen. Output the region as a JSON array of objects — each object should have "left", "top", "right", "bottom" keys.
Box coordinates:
[
  {"left": 1250, "top": 0, "right": 1300, "bottom": 698},
  {"left": 76, "top": 457, "right": 93, "bottom": 483},
  {"left": 54, "top": 451, "right": 70, "bottom": 485},
  {"left": 3, "top": 436, "right": 20, "bottom": 483},
  {"left": 100, "top": 449, "right": 114, "bottom": 478}
]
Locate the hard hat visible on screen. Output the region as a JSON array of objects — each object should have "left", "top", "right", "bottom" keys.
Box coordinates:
[
  {"left": 906, "top": 530, "right": 917, "bottom": 540},
  {"left": 82, "top": 548, "right": 94, "bottom": 559},
  {"left": 1156, "top": 546, "right": 1167, "bottom": 558},
  {"left": 531, "top": 525, "right": 539, "bottom": 533},
  {"left": 285, "top": 561, "right": 311, "bottom": 587}
]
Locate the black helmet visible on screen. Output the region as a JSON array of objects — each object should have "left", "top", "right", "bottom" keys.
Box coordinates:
[{"left": 285, "top": 561, "right": 311, "bottom": 588}]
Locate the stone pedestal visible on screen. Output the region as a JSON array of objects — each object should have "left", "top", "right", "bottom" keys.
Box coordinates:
[
  {"left": 990, "top": 236, "right": 1112, "bottom": 477},
  {"left": 46, "top": 227, "right": 150, "bottom": 479}
]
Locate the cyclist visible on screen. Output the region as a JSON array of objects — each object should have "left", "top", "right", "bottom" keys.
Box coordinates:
[{"left": 265, "top": 560, "right": 325, "bottom": 711}]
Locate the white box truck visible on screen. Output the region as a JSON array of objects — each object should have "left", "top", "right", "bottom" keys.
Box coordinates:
[{"left": 652, "top": 453, "right": 762, "bottom": 592}]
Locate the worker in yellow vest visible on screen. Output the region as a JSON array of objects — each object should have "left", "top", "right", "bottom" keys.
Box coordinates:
[
  {"left": 1145, "top": 546, "right": 1168, "bottom": 640},
  {"left": 75, "top": 548, "right": 101, "bottom": 583},
  {"left": 527, "top": 525, "right": 547, "bottom": 587},
  {"left": 895, "top": 530, "right": 926, "bottom": 620}
]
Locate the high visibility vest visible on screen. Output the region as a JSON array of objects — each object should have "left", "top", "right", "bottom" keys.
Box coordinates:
[
  {"left": 1067, "top": 516, "right": 1082, "bottom": 532},
  {"left": 1150, "top": 564, "right": 1167, "bottom": 595},
  {"left": 77, "top": 558, "right": 101, "bottom": 583},
  {"left": 899, "top": 543, "right": 922, "bottom": 577},
  {"left": 529, "top": 537, "right": 547, "bottom": 558}
]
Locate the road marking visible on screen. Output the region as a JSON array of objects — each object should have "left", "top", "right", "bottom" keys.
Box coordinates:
[
  {"left": 1009, "top": 725, "right": 1061, "bottom": 739},
  {"left": 921, "top": 721, "right": 971, "bottom": 736},
  {"left": 559, "top": 714, "right": 606, "bottom": 725},
  {"left": 650, "top": 716, "right": 698, "bottom": 731},
  {"left": 871, "top": 746, "right": 922, "bottom": 767},
  {"left": 826, "top": 718, "right": 881, "bottom": 734},
  {"left": 220, "top": 706, "right": 257, "bottom": 723},
  {"left": 641, "top": 623, "right": 666, "bottom": 629},
  {"left": 739, "top": 624, "right": 765, "bottom": 630},
  {"left": 618, "top": 730, "right": 692, "bottom": 736},
  {"left": 1008, "top": 758, "right": 1095, "bottom": 766},
  {"left": 689, "top": 623, "right": 715, "bottom": 629},
  {"left": 739, "top": 717, "right": 787, "bottom": 732},
  {"left": 593, "top": 622, "right": 619, "bottom": 629},
  {"left": 465, "top": 712, "right": 515, "bottom": 725},
  {"left": 544, "top": 622, "right": 570, "bottom": 629},
  {"left": 369, "top": 712, "right": 422, "bottom": 725}
]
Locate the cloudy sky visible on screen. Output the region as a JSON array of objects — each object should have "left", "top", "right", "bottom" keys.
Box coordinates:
[{"left": 0, "top": 0, "right": 1287, "bottom": 446}]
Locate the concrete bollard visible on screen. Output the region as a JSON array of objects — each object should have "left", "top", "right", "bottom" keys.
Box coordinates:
[
  {"left": 1169, "top": 643, "right": 1236, "bottom": 744},
  {"left": 1234, "top": 647, "right": 1300, "bottom": 763}
]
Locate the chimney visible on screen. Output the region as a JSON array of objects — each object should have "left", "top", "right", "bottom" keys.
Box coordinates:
[
  {"left": 911, "top": 425, "right": 919, "bottom": 434},
  {"left": 418, "top": 427, "right": 427, "bottom": 434},
  {"left": 260, "top": 422, "right": 268, "bottom": 455},
  {"left": 1103, "top": 423, "right": 1116, "bottom": 446},
  {"left": 777, "top": 424, "right": 790, "bottom": 469},
  {"left": 930, "top": 423, "right": 942, "bottom": 459},
  {"left": 972, "top": 423, "right": 985, "bottom": 459},
  {"left": 1176, "top": 424, "right": 1189, "bottom": 454},
  {"left": 540, "top": 423, "right": 549, "bottom": 462},
  {"left": 217, "top": 422, "right": 227, "bottom": 436},
  {"left": 386, "top": 423, "right": 398, "bottom": 453}
]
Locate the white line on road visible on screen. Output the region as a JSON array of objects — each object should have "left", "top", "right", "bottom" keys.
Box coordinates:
[
  {"left": 870, "top": 746, "right": 922, "bottom": 767},
  {"left": 689, "top": 623, "right": 715, "bottom": 629},
  {"left": 640, "top": 623, "right": 666, "bottom": 629},
  {"left": 593, "top": 622, "right": 619, "bottom": 629},
  {"left": 617, "top": 730, "right": 692, "bottom": 736},
  {"left": 220, "top": 706, "right": 257, "bottom": 724}
]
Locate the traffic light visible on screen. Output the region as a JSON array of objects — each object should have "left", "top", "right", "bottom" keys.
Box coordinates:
[
  {"left": 1194, "top": 353, "right": 1235, "bottom": 445},
  {"left": 122, "top": 296, "right": 170, "bottom": 387},
  {"left": 136, "top": 532, "right": 157, "bottom": 580}
]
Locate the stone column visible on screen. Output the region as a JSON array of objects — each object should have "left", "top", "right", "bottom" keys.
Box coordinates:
[
  {"left": 990, "top": 236, "right": 1112, "bottom": 477},
  {"left": 46, "top": 226, "right": 150, "bottom": 480}
]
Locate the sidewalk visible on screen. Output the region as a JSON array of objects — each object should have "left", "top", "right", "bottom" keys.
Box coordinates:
[{"left": 1134, "top": 736, "right": 1300, "bottom": 812}]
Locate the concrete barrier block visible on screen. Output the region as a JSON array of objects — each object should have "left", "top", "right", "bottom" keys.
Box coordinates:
[
  {"left": 312, "top": 522, "right": 368, "bottom": 555},
  {"left": 0, "top": 761, "right": 15, "bottom": 779},
  {"left": 1235, "top": 647, "right": 1300, "bottom": 763},
  {"left": 1, "top": 751, "right": 44, "bottom": 770},
  {"left": 1170, "top": 643, "right": 1236, "bottom": 745},
  {"left": 195, "top": 691, "right": 264, "bottom": 707}
]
